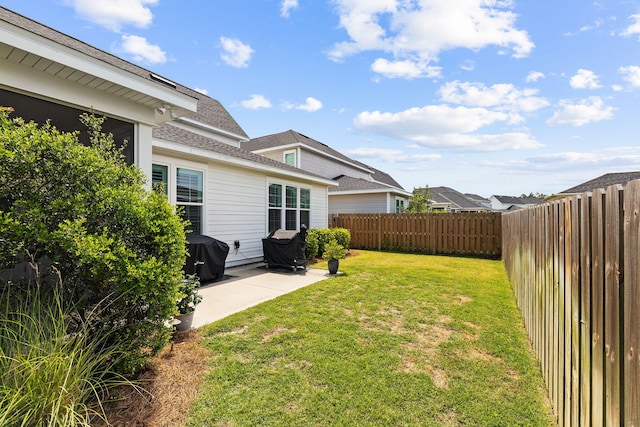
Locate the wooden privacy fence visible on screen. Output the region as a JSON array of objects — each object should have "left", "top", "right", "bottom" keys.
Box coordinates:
[
  {"left": 502, "top": 181, "right": 640, "bottom": 426},
  {"left": 329, "top": 212, "right": 501, "bottom": 258}
]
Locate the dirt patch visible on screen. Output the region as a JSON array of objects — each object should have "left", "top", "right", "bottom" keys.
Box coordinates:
[
  {"left": 437, "top": 409, "right": 460, "bottom": 426},
  {"left": 98, "top": 330, "right": 210, "bottom": 427},
  {"left": 259, "top": 327, "right": 297, "bottom": 343}
]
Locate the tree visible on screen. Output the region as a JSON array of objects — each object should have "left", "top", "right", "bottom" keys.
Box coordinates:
[
  {"left": 0, "top": 108, "right": 188, "bottom": 374},
  {"left": 406, "top": 185, "right": 433, "bottom": 213}
]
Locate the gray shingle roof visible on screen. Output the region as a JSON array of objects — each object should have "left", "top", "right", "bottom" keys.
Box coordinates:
[
  {"left": 0, "top": 6, "right": 248, "bottom": 139},
  {"left": 493, "top": 195, "right": 542, "bottom": 205},
  {"left": 153, "top": 124, "right": 327, "bottom": 182},
  {"left": 330, "top": 175, "right": 399, "bottom": 193},
  {"left": 429, "top": 186, "right": 485, "bottom": 210},
  {"left": 560, "top": 171, "right": 640, "bottom": 194},
  {"left": 243, "top": 130, "right": 360, "bottom": 168},
  {"left": 243, "top": 129, "right": 406, "bottom": 191}
]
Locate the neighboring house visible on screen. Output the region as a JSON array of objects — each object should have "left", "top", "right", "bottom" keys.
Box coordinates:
[
  {"left": 427, "top": 187, "right": 491, "bottom": 213},
  {"left": 0, "top": 6, "right": 334, "bottom": 267},
  {"left": 557, "top": 171, "right": 640, "bottom": 195},
  {"left": 464, "top": 193, "right": 492, "bottom": 210},
  {"left": 489, "top": 195, "right": 543, "bottom": 211},
  {"left": 241, "top": 130, "right": 411, "bottom": 214}
]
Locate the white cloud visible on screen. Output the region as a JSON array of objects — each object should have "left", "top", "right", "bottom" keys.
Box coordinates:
[
  {"left": 526, "top": 71, "right": 545, "bottom": 82},
  {"left": 285, "top": 97, "right": 323, "bottom": 112},
  {"left": 119, "top": 35, "right": 166, "bottom": 64},
  {"left": 619, "top": 65, "right": 640, "bottom": 87},
  {"left": 344, "top": 147, "right": 441, "bottom": 162},
  {"left": 241, "top": 94, "right": 272, "bottom": 110},
  {"left": 219, "top": 37, "right": 254, "bottom": 68},
  {"left": 64, "top": 0, "right": 157, "bottom": 32},
  {"left": 371, "top": 58, "right": 441, "bottom": 79},
  {"left": 354, "top": 104, "right": 541, "bottom": 151},
  {"left": 621, "top": 14, "right": 640, "bottom": 39},
  {"left": 546, "top": 96, "right": 615, "bottom": 126},
  {"left": 439, "top": 81, "right": 549, "bottom": 113},
  {"left": 329, "top": 0, "right": 533, "bottom": 78},
  {"left": 280, "top": 0, "right": 298, "bottom": 18},
  {"left": 515, "top": 147, "right": 640, "bottom": 172},
  {"left": 194, "top": 87, "right": 208, "bottom": 95},
  {"left": 570, "top": 69, "right": 601, "bottom": 89}
]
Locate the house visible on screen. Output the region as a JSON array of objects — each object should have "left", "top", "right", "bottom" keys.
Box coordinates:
[
  {"left": 241, "top": 130, "right": 411, "bottom": 214},
  {"left": 489, "top": 195, "right": 543, "bottom": 211},
  {"left": 0, "top": 6, "right": 334, "bottom": 267},
  {"left": 427, "top": 187, "right": 491, "bottom": 213},
  {"left": 558, "top": 171, "right": 640, "bottom": 195}
]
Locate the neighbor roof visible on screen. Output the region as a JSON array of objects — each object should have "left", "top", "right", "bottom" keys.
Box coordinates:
[
  {"left": 560, "top": 171, "right": 640, "bottom": 194},
  {"left": 429, "top": 187, "right": 486, "bottom": 210},
  {"left": 492, "top": 195, "right": 542, "bottom": 205},
  {"left": 329, "top": 175, "right": 404, "bottom": 193}
]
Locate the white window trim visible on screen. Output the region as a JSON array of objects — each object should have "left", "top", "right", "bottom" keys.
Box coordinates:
[
  {"left": 283, "top": 149, "right": 297, "bottom": 167},
  {"left": 266, "top": 179, "right": 310, "bottom": 232},
  {"left": 152, "top": 160, "right": 206, "bottom": 234}
]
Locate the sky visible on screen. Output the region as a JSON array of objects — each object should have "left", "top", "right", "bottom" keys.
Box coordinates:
[{"left": 2, "top": 0, "right": 640, "bottom": 197}]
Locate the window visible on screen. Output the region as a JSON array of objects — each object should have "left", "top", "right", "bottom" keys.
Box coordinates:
[
  {"left": 152, "top": 164, "right": 168, "bottom": 196},
  {"left": 284, "top": 150, "right": 296, "bottom": 167},
  {"left": 396, "top": 198, "right": 405, "bottom": 213},
  {"left": 268, "top": 182, "right": 310, "bottom": 232},
  {"left": 177, "top": 168, "right": 203, "bottom": 234},
  {"left": 268, "top": 184, "right": 283, "bottom": 233}
]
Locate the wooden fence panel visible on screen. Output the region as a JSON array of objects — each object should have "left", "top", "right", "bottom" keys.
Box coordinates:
[
  {"left": 330, "top": 212, "right": 502, "bottom": 258},
  {"left": 604, "top": 185, "right": 623, "bottom": 426},
  {"left": 624, "top": 180, "right": 640, "bottom": 426},
  {"left": 502, "top": 180, "right": 640, "bottom": 426}
]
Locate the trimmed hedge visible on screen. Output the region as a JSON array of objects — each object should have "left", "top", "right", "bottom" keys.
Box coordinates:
[{"left": 305, "top": 227, "right": 351, "bottom": 260}]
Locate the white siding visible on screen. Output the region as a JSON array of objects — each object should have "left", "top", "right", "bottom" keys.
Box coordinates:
[
  {"left": 328, "top": 193, "right": 389, "bottom": 214},
  {"left": 301, "top": 150, "right": 370, "bottom": 180},
  {"left": 153, "top": 153, "right": 329, "bottom": 267}
]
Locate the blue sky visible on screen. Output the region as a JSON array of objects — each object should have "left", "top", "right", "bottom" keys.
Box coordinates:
[{"left": 3, "top": 0, "right": 640, "bottom": 196}]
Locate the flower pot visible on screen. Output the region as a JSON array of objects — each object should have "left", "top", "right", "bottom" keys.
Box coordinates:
[
  {"left": 175, "top": 311, "right": 194, "bottom": 331},
  {"left": 328, "top": 258, "right": 339, "bottom": 275}
]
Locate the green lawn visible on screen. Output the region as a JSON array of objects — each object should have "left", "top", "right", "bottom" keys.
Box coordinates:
[{"left": 188, "top": 251, "right": 553, "bottom": 426}]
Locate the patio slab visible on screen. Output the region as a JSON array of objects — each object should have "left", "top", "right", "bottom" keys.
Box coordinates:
[{"left": 190, "top": 263, "right": 329, "bottom": 329}]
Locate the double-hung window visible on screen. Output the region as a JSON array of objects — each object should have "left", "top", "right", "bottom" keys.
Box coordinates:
[
  {"left": 177, "top": 168, "right": 203, "bottom": 234},
  {"left": 268, "top": 182, "right": 310, "bottom": 233}
]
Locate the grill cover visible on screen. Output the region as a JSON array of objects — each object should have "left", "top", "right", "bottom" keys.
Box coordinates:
[
  {"left": 262, "top": 226, "right": 307, "bottom": 270},
  {"left": 184, "top": 234, "right": 229, "bottom": 283}
]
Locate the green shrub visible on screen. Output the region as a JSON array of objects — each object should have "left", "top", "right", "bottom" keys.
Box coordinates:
[
  {"left": 0, "top": 110, "right": 188, "bottom": 375},
  {"left": 0, "top": 283, "right": 133, "bottom": 426},
  {"left": 306, "top": 228, "right": 351, "bottom": 259},
  {"left": 322, "top": 239, "right": 347, "bottom": 260},
  {"left": 305, "top": 229, "right": 319, "bottom": 260},
  {"left": 331, "top": 227, "right": 351, "bottom": 250}
]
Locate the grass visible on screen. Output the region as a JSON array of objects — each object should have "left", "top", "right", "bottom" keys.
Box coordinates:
[
  {"left": 187, "top": 251, "right": 553, "bottom": 426},
  {"left": 0, "top": 285, "right": 131, "bottom": 427}
]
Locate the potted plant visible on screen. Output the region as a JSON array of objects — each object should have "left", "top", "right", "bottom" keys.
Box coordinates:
[
  {"left": 322, "top": 239, "right": 347, "bottom": 275},
  {"left": 175, "top": 274, "right": 202, "bottom": 331}
]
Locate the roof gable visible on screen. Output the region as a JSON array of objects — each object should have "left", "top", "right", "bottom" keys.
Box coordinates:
[
  {"left": 560, "top": 171, "right": 640, "bottom": 194},
  {"left": 244, "top": 129, "right": 406, "bottom": 192}
]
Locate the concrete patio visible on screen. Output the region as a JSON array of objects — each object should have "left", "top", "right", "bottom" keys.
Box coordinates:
[{"left": 191, "top": 263, "right": 330, "bottom": 329}]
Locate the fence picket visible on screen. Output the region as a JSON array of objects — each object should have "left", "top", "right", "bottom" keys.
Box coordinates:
[
  {"left": 502, "top": 180, "right": 640, "bottom": 426},
  {"left": 330, "top": 213, "right": 502, "bottom": 258}
]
